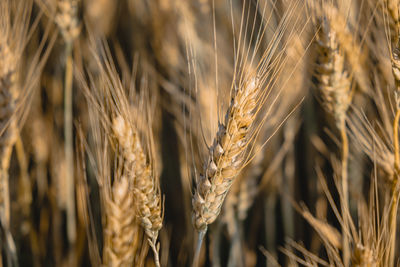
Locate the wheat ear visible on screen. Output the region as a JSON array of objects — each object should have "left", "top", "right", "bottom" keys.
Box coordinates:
[
  {"left": 315, "top": 17, "right": 352, "bottom": 265},
  {"left": 192, "top": 76, "right": 259, "bottom": 265},
  {"left": 384, "top": 0, "right": 400, "bottom": 43},
  {"left": 112, "top": 115, "right": 162, "bottom": 267},
  {"left": 0, "top": 34, "right": 18, "bottom": 226}
]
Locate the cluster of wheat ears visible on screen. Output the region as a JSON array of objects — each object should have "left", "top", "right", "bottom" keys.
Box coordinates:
[{"left": 2, "top": 0, "right": 400, "bottom": 266}]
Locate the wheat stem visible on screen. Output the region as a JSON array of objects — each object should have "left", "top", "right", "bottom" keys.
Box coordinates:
[
  {"left": 389, "top": 181, "right": 399, "bottom": 265},
  {"left": 339, "top": 117, "right": 350, "bottom": 267},
  {"left": 149, "top": 238, "right": 161, "bottom": 267},
  {"left": 227, "top": 216, "right": 244, "bottom": 267},
  {"left": 64, "top": 41, "right": 76, "bottom": 246},
  {"left": 193, "top": 228, "right": 207, "bottom": 267},
  {"left": 389, "top": 108, "right": 400, "bottom": 264}
]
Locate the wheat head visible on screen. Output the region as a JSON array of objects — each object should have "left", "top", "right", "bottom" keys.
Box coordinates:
[
  {"left": 315, "top": 17, "right": 352, "bottom": 127},
  {"left": 112, "top": 115, "right": 162, "bottom": 264},
  {"left": 192, "top": 76, "right": 259, "bottom": 231}
]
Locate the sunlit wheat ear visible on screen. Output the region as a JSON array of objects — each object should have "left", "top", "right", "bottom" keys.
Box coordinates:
[
  {"left": 315, "top": 17, "right": 352, "bottom": 127},
  {"left": 383, "top": 0, "right": 400, "bottom": 43},
  {"left": 192, "top": 76, "right": 259, "bottom": 232},
  {"left": 0, "top": 32, "right": 18, "bottom": 226},
  {"left": 55, "top": 0, "right": 80, "bottom": 43},
  {"left": 103, "top": 175, "right": 138, "bottom": 267},
  {"left": 112, "top": 115, "right": 162, "bottom": 267}
]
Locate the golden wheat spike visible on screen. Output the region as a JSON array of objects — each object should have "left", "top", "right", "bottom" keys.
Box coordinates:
[
  {"left": 315, "top": 17, "right": 352, "bottom": 127},
  {"left": 112, "top": 114, "right": 162, "bottom": 267},
  {"left": 112, "top": 115, "right": 163, "bottom": 238},
  {"left": 192, "top": 76, "right": 259, "bottom": 232}
]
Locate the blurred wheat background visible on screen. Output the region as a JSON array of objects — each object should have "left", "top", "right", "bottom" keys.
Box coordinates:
[{"left": 1, "top": 0, "right": 400, "bottom": 266}]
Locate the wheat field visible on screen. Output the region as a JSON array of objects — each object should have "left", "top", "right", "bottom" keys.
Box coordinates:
[{"left": 0, "top": 0, "right": 400, "bottom": 266}]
